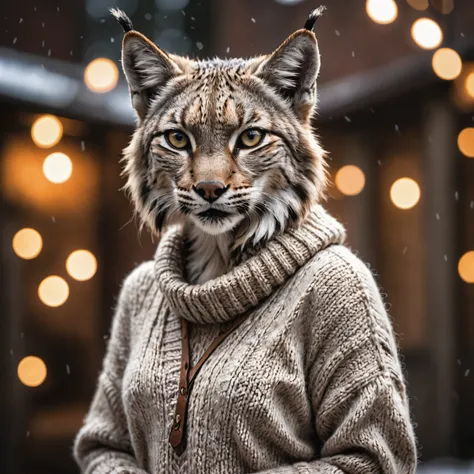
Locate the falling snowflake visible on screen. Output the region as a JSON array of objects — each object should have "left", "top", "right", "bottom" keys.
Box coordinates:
[
  {"left": 455, "top": 191, "right": 459, "bottom": 201},
  {"left": 436, "top": 213, "right": 440, "bottom": 220},
  {"left": 52, "top": 216, "right": 56, "bottom": 223},
  {"left": 196, "top": 41, "right": 203, "bottom": 50},
  {"left": 182, "top": 10, "right": 186, "bottom": 16},
  {"left": 344, "top": 116, "right": 351, "bottom": 123},
  {"left": 48, "top": 49, "right": 51, "bottom": 56},
  {"left": 226, "top": 47, "right": 230, "bottom": 54},
  {"left": 19, "top": 18, "right": 23, "bottom": 23},
  {"left": 100, "top": 19, "right": 105, "bottom": 23},
  {"left": 144, "top": 13, "right": 152, "bottom": 20},
  {"left": 251, "top": 17, "right": 256, "bottom": 23},
  {"left": 395, "top": 124, "right": 400, "bottom": 133},
  {"left": 444, "top": 255, "right": 448, "bottom": 262},
  {"left": 81, "top": 141, "right": 86, "bottom": 152},
  {"left": 335, "top": 29, "right": 340, "bottom": 36},
  {"left": 191, "top": 16, "right": 195, "bottom": 21},
  {"left": 465, "top": 369, "right": 470, "bottom": 377},
  {"left": 403, "top": 246, "right": 407, "bottom": 255},
  {"left": 13, "top": 37, "right": 17, "bottom": 44},
  {"left": 110, "top": 37, "right": 114, "bottom": 42},
  {"left": 66, "top": 364, "right": 71, "bottom": 375},
  {"left": 352, "top": 51, "right": 355, "bottom": 57}
]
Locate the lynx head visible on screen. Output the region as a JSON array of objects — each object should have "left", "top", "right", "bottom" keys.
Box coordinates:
[{"left": 112, "top": 7, "right": 328, "bottom": 248}]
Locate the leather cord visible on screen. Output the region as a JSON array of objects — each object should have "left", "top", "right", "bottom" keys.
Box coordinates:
[{"left": 169, "top": 312, "right": 248, "bottom": 455}]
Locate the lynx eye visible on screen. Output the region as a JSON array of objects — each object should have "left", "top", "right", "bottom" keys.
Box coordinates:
[
  {"left": 238, "top": 129, "right": 265, "bottom": 148},
  {"left": 165, "top": 130, "right": 189, "bottom": 150}
]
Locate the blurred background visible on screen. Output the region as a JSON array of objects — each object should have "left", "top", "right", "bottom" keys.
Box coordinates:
[{"left": 0, "top": 0, "right": 473, "bottom": 473}]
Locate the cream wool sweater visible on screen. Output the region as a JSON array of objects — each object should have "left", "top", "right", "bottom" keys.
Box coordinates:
[{"left": 74, "top": 205, "right": 417, "bottom": 473}]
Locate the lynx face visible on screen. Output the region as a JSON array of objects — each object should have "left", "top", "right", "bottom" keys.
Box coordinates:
[{"left": 116, "top": 9, "right": 327, "bottom": 247}]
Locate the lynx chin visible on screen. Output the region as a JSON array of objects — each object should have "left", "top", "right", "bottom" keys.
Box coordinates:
[{"left": 112, "top": 6, "right": 327, "bottom": 284}]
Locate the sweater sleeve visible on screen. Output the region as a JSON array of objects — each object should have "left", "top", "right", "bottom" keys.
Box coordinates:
[
  {"left": 73, "top": 264, "right": 152, "bottom": 474},
  {"left": 256, "top": 248, "right": 418, "bottom": 474}
]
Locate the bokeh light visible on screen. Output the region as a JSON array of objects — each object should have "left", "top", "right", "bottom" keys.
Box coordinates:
[
  {"left": 390, "top": 178, "right": 421, "bottom": 209},
  {"left": 12, "top": 228, "right": 43, "bottom": 260},
  {"left": 411, "top": 18, "right": 443, "bottom": 50},
  {"left": 38, "top": 276, "right": 69, "bottom": 307},
  {"left": 457, "top": 128, "right": 474, "bottom": 158},
  {"left": 335, "top": 165, "right": 366, "bottom": 196},
  {"left": 84, "top": 58, "right": 119, "bottom": 93},
  {"left": 432, "top": 48, "right": 462, "bottom": 80},
  {"left": 17, "top": 356, "right": 47, "bottom": 387},
  {"left": 465, "top": 72, "right": 474, "bottom": 99},
  {"left": 406, "top": 0, "right": 429, "bottom": 10},
  {"left": 366, "top": 0, "right": 398, "bottom": 25},
  {"left": 31, "top": 115, "right": 63, "bottom": 148},
  {"left": 431, "top": 0, "right": 454, "bottom": 14},
  {"left": 43, "top": 152, "right": 73, "bottom": 184},
  {"left": 66, "top": 250, "right": 98, "bottom": 281},
  {"left": 458, "top": 251, "right": 474, "bottom": 283}
]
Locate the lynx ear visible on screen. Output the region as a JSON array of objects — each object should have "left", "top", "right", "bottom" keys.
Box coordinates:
[
  {"left": 111, "top": 9, "right": 182, "bottom": 120},
  {"left": 256, "top": 7, "right": 325, "bottom": 123}
]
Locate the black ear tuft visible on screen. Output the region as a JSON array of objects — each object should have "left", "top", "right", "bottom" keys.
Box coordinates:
[
  {"left": 303, "top": 5, "right": 326, "bottom": 31},
  {"left": 110, "top": 8, "right": 134, "bottom": 33}
]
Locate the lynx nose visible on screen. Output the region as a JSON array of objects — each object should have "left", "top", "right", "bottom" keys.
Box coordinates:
[{"left": 193, "top": 181, "right": 228, "bottom": 203}]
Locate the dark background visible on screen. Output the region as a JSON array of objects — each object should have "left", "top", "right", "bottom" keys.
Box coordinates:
[{"left": 1, "top": 0, "right": 474, "bottom": 472}]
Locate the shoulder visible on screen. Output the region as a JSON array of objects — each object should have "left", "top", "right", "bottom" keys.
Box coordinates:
[
  {"left": 303, "top": 245, "right": 401, "bottom": 379},
  {"left": 118, "top": 260, "right": 156, "bottom": 311},
  {"left": 305, "top": 244, "right": 384, "bottom": 309}
]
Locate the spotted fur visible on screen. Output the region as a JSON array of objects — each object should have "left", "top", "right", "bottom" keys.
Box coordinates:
[{"left": 114, "top": 8, "right": 328, "bottom": 283}]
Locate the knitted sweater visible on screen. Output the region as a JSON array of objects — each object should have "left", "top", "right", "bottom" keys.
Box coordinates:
[{"left": 74, "top": 205, "right": 417, "bottom": 474}]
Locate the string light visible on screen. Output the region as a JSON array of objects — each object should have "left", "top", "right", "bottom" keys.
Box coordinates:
[
  {"left": 432, "top": 48, "right": 462, "bottom": 80},
  {"left": 66, "top": 250, "right": 98, "bottom": 281},
  {"left": 12, "top": 228, "right": 43, "bottom": 260},
  {"left": 43, "top": 152, "right": 73, "bottom": 184},
  {"left": 390, "top": 178, "right": 421, "bottom": 209},
  {"left": 457, "top": 128, "right": 474, "bottom": 158},
  {"left": 335, "top": 165, "right": 366, "bottom": 196},
  {"left": 38, "top": 275, "right": 69, "bottom": 307},
  {"left": 84, "top": 58, "right": 119, "bottom": 93},
  {"left": 411, "top": 18, "right": 443, "bottom": 50},
  {"left": 366, "top": 0, "right": 398, "bottom": 25},
  {"left": 458, "top": 251, "right": 474, "bottom": 283},
  {"left": 17, "top": 356, "right": 47, "bottom": 387},
  {"left": 31, "top": 115, "right": 63, "bottom": 148},
  {"left": 465, "top": 72, "right": 474, "bottom": 98}
]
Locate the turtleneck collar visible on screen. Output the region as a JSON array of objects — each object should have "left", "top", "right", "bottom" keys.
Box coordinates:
[{"left": 154, "top": 204, "right": 346, "bottom": 325}]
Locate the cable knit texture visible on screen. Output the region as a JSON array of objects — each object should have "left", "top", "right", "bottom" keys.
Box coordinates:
[{"left": 74, "top": 204, "right": 417, "bottom": 474}]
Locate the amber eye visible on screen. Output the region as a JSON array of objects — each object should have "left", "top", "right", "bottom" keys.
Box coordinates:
[
  {"left": 165, "top": 130, "right": 190, "bottom": 150},
  {"left": 239, "top": 129, "right": 265, "bottom": 148}
]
